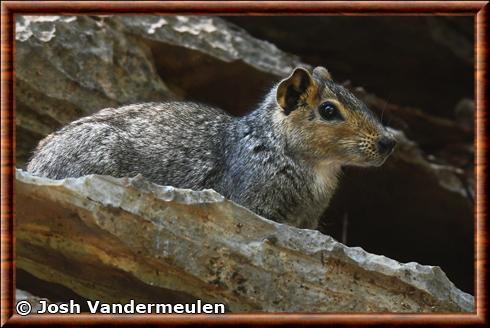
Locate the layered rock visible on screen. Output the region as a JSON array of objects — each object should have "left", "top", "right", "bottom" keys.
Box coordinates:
[
  {"left": 15, "top": 16, "right": 173, "bottom": 166},
  {"left": 15, "top": 170, "right": 474, "bottom": 312}
]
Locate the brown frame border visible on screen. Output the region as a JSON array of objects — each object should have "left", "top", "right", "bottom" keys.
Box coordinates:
[{"left": 1, "top": 1, "right": 488, "bottom": 325}]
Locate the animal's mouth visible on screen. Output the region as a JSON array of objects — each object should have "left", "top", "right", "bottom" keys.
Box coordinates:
[
  {"left": 373, "top": 154, "right": 391, "bottom": 167},
  {"left": 372, "top": 144, "right": 396, "bottom": 166},
  {"left": 371, "top": 134, "right": 397, "bottom": 166},
  {"left": 354, "top": 146, "right": 395, "bottom": 167},
  {"left": 340, "top": 135, "right": 397, "bottom": 168}
]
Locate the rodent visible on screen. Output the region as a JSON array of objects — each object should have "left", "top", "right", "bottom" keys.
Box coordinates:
[{"left": 27, "top": 66, "right": 396, "bottom": 229}]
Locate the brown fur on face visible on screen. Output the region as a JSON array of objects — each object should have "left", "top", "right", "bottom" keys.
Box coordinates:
[{"left": 275, "top": 67, "right": 395, "bottom": 167}]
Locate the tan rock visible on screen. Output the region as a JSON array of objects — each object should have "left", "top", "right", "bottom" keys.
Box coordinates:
[{"left": 16, "top": 170, "right": 474, "bottom": 312}]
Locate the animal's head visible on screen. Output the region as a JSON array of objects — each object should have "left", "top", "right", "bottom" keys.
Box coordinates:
[{"left": 274, "top": 66, "right": 396, "bottom": 167}]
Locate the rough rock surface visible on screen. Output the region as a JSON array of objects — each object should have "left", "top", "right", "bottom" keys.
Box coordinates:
[
  {"left": 111, "top": 15, "right": 304, "bottom": 115},
  {"left": 16, "top": 170, "right": 474, "bottom": 312},
  {"left": 16, "top": 290, "right": 54, "bottom": 314},
  {"left": 115, "top": 16, "right": 302, "bottom": 77},
  {"left": 15, "top": 16, "right": 173, "bottom": 166}
]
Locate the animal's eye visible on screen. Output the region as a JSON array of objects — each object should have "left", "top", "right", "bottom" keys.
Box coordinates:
[{"left": 319, "top": 102, "right": 343, "bottom": 121}]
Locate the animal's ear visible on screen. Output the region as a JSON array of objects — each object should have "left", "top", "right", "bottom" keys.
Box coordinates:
[
  {"left": 312, "top": 66, "right": 332, "bottom": 81},
  {"left": 276, "top": 67, "right": 315, "bottom": 115}
]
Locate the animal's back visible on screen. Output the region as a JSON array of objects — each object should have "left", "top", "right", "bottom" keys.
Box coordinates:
[
  {"left": 27, "top": 102, "right": 233, "bottom": 190},
  {"left": 26, "top": 66, "right": 396, "bottom": 230}
]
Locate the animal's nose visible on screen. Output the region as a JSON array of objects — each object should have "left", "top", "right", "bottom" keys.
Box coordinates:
[{"left": 377, "top": 136, "right": 396, "bottom": 154}]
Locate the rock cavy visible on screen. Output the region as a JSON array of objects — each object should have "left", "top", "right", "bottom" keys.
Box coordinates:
[{"left": 27, "top": 66, "right": 396, "bottom": 229}]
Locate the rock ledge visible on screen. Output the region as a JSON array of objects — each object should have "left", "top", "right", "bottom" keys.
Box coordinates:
[{"left": 16, "top": 170, "right": 474, "bottom": 312}]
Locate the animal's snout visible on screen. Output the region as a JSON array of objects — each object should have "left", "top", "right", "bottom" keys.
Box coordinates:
[{"left": 377, "top": 136, "right": 396, "bottom": 155}]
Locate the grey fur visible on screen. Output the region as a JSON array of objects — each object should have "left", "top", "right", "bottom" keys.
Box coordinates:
[{"left": 27, "top": 71, "right": 391, "bottom": 229}]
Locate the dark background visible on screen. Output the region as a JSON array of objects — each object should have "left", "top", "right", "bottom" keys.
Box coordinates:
[{"left": 228, "top": 17, "right": 474, "bottom": 119}]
